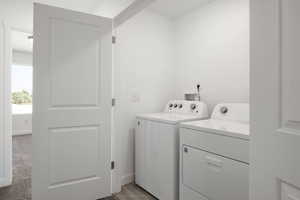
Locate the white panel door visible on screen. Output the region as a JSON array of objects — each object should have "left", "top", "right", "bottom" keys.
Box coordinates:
[
  {"left": 251, "top": 0, "right": 300, "bottom": 199},
  {"left": 0, "top": 21, "right": 12, "bottom": 188},
  {"left": 32, "top": 4, "right": 112, "bottom": 200}
]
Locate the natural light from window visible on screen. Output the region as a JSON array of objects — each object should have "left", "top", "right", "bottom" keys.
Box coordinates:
[{"left": 11, "top": 64, "right": 33, "bottom": 114}]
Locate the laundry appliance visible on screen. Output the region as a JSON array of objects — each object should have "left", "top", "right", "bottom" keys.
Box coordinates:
[
  {"left": 180, "top": 103, "right": 250, "bottom": 200},
  {"left": 135, "top": 100, "right": 209, "bottom": 200}
]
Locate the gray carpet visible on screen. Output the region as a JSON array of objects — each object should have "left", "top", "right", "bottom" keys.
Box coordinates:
[
  {"left": 0, "top": 135, "right": 155, "bottom": 200},
  {"left": 0, "top": 135, "right": 32, "bottom": 200}
]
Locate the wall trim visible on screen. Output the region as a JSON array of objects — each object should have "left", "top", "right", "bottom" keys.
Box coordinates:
[{"left": 121, "top": 173, "right": 135, "bottom": 186}]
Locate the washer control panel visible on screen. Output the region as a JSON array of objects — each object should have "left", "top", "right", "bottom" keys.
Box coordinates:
[{"left": 164, "top": 100, "right": 208, "bottom": 116}]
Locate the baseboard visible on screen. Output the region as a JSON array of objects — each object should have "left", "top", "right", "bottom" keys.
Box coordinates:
[
  {"left": 12, "top": 130, "right": 32, "bottom": 136},
  {"left": 0, "top": 177, "right": 12, "bottom": 188},
  {"left": 121, "top": 173, "right": 134, "bottom": 186}
]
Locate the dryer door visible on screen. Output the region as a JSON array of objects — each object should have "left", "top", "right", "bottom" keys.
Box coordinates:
[{"left": 182, "top": 145, "right": 249, "bottom": 200}]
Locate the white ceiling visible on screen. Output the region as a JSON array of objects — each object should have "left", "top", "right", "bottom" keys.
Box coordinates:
[
  {"left": 1, "top": 0, "right": 136, "bottom": 53},
  {"left": 149, "top": 0, "right": 214, "bottom": 19},
  {"left": 91, "top": 0, "right": 135, "bottom": 18},
  {"left": 35, "top": 0, "right": 98, "bottom": 14},
  {"left": 35, "top": 0, "right": 135, "bottom": 18},
  {"left": 0, "top": 0, "right": 136, "bottom": 32}
]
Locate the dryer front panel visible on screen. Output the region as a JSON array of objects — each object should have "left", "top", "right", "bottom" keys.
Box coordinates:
[{"left": 182, "top": 145, "right": 249, "bottom": 200}]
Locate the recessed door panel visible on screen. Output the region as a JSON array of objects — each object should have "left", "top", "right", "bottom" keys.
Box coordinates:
[
  {"left": 281, "top": 0, "right": 300, "bottom": 124},
  {"left": 50, "top": 19, "right": 100, "bottom": 107},
  {"left": 49, "top": 126, "right": 99, "bottom": 185}
]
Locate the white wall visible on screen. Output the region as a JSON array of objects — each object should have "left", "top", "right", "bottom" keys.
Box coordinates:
[
  {"left": 174, "top": 0, "right": 249, "bottom": 112},
  {"left": 0, "top": 0, "right": 33, "bottom": 32},
  {"left": 92, "top": 0, "right": 135, "bottom": 18},
  {"left": 114, "top": 9, "right": 175, "bottom": 184},
  {"left": 114, "top": 0, "right": 249, "bottom": 184},
  {"left": 12, "top": 50, "right": 32, "bottom": 66},
  {"left": 12, "top": 114, "right": 32, "bottom": 135}
]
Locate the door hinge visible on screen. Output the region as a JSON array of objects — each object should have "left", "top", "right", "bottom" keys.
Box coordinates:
[
  {"left": 111, "top": 161, "right": 115, "bottom": 170},
  {"left": 112, "top": 98, "right": 116, "bottom": 107},
  {"left": 112, "top": 36, "right": 116, "bottom": 44}
]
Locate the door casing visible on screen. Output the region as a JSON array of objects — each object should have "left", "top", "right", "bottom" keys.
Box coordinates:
[{"left": 0, "top": 21, "right": 12, "bottom": 188}]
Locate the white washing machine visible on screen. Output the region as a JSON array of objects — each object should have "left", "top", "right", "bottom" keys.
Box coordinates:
[
  {"left": 180, "top": 103, "right": 250, "bottom": 200},
  {"left": 135, "top": 100, "right": 209, "bottom": 200}
]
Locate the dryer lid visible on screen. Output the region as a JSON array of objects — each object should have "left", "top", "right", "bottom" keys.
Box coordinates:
[
  {"left": 181, "top": 119, "right": 250, "bottom": 140},
  {"left": 181, "top": 103, "right": 250, "bottom": 140}
]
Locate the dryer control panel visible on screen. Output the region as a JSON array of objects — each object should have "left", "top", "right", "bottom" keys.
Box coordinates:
[
  {"left": 211, "top": 103, "right": 249, "bottom": 123},
  {"left": 164, "top": 100, "right": 208, "bottom": 116}
]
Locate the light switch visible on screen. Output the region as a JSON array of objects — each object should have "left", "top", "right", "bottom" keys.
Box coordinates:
[
  {"left": 129, "top": 88, "right": 140, "bottom": 103},
  {"left": 130, "top": 93, "right": 140, "bottom": 103}
]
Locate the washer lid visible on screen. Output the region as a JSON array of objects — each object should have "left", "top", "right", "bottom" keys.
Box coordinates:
[
  {"left": 136, "top": 113, "right": 207, "bottom": 124},
  {"left": 181, "top": 119, "right": 250, "bottom": 140}
]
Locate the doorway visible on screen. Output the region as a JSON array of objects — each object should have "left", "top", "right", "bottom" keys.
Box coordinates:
[{"left": 0, "top": 30, "right": 33, "bottom": 200}]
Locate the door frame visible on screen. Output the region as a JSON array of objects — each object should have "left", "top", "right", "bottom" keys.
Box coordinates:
[
  {"left": 111, "top": 0, "right": 155, "bottom": 194},
  {"left": 0, "top": 20, "right": 12, "bottom": 188}
]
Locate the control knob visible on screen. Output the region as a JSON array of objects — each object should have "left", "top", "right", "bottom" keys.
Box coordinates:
[
  {"left": 220, "top": 106, "right": 228, "bottom": 114},
  {"left": 190, "top": 104, "right": 197, "bottom": 110}
]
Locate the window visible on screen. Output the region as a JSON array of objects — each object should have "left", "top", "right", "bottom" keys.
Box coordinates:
[{"left": 11, "top": 64, "right": 33, "bottom": 114}]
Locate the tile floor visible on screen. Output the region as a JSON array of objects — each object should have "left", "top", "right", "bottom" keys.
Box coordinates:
[{"left": 0, "top": 135, "right": 155, "bottom": 200}]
